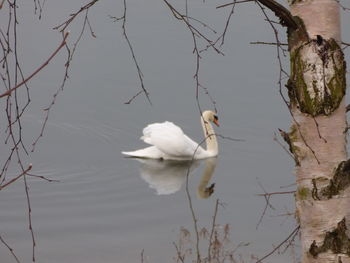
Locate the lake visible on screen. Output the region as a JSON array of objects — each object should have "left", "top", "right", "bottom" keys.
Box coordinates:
[{"left": 1, "top": 0, "right": 348, "bottom": 262}]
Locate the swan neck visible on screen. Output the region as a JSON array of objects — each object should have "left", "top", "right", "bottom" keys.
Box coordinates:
[{"left": 201, "top": 117, "right": 218, "bottom": 155}]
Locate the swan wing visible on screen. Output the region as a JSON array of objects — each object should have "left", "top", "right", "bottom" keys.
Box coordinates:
[{"left": 141, "top": 121, "right": 203, "bottom": 158}]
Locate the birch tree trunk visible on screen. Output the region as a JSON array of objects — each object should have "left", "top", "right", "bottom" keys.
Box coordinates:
[{"left": 287, "top": 0, "right": 350, "bottom": 262}]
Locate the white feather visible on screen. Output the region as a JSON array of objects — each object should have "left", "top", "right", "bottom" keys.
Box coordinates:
[{"left": 122, "top": 111, "right": 218, "bottom": 160}]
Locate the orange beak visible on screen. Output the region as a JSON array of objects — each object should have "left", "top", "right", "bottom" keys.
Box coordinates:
[{"left": 213, "top": 119, "right": 220, "bottom": 127}]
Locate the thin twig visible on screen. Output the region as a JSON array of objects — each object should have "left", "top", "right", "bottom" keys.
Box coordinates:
[
  {"left": 256, "top": 0, "right": 298, "bottom": 29},
  {"left": 27, "top": 173, "right": 60, "bottom": 183},
  {"left": 173, "top": 242, "right": 186, "bottom": 263},
  {"left": 30, "top": 34, "right": 70, "bottom": 152},
  {"left": 23, "top": 170, "right": 36, "bottom": 262},
  {"left": 256, "top": 190, "right": 296, "bottom": 197},
  {"left": 273, "top": 132, "right": 295, "bottom": 159},
  {"left": 124, "top": 90, "right": 143, "bottom": 105},
  {"left": 0, "top": 32, "right": 69, "bottom": 99},
  {"left": 0, "top": 235, "right": 20, "bottom": 263},
  {"left": 162, "top": 0, "right": 223, "bottom": 118},
  {"left": 255, "top": 1, "right": 320, "bottom": 165},
  {"left": 216, "top": 0, "right": 254, "bottom": 9},
  {"left": 255, "top": 225, "right": 300, "bottom": 263},
  {"left": 214, "top": 0, "right": 237, "bottom": 47},
  {"left": 256, "top": 180, "right": 275, "bottom": 229},
  {"left": 0, "top": 164, "right": 32, "bottom": 190},
  {"left": 250, "top": 41, "right": 288, "bottom": 46},
  {"left": 334, "top": 0, "right": 350, "bottom": 11},
  {"left": 111, "top": 0, "right": 152, "bottom": 105},
  {"left": 53, "top": 0, "right": 99, "bottom": 32},
  {"left": 34, "top": 0, "right": 97, "bottom": 151}
]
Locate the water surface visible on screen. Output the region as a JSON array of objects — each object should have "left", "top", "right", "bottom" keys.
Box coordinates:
[{"left": 2, "top": 0, "right": 349, "bottom": 262}]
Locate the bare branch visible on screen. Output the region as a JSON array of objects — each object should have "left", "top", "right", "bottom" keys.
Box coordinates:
[
  {"left": 172, "top": 241, "right": 186, "bottom": 263},
  {"left": 0, "top": 235, "right": 20, "bottom": 263},
  {"left": 216, "top": 0, "right": 254, "bottom": 9},
  {"left": 256, "top": 180, "right": 275, "bottom": 229},
  {"left": 0, "top": 164, "right": 32, "bottom": 190},
  {"left": 33, "top": 7, "right": 96, "bottom": 152},
  {"left": 273, "top": 131, "right": 300, "bottom": 165},
  {"left": 23, "top": 171, "right": 36, "bottom": 262},
  {"left": 342, "top": 41, "right": 350, "bottom": 51},
  {"left": 33, "top": 0, "right": 46, "bottom": 19},
  {"left": 256, "top": 1, "right": 320, "bottom": 165},
  {"left": 111, "top": 0, "right": 152, "bottom": 105},
  {"left": 27, "top": 173, "right": 60, "bottom": 183},
  {"left": 53, "top": 0, "right": 99, "bottom": 32},
  {"left": 31, "top": 47, "right": 70, "bottom": 152},
  {"left": 256, "top": 190, "right": 296, "bottom": 197},
  {"left": 123, "top": 90, "right": 144, "bottom": 105},
  {"left": 250, "top": 41, "right": 288, "bottom": 46},
  {"left": 334, "top": 0, "right": 350, "bottom": 11},
  {"left": 216, "top": 0, "right": 237, "bottom": 47},
  {"left": 0, "top": 32, "right": 69, "bottom": 99},
  {"left": 162, "top": 0, "right": 223, "bottom": 118},
  {"left": 256, "top": 0, "right": 298, "bottom": 29},
  {"left": 255, "top": 225, "right": 300, "bottom": 263}
]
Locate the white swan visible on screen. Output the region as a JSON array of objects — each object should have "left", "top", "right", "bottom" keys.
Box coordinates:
[{"left": 122, "top": 110, "right": 219, "bottom": 160}]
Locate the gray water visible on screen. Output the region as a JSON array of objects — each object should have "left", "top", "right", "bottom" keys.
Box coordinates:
[{"left": 1, "top": 0, "right": 349, "bottom": 262}]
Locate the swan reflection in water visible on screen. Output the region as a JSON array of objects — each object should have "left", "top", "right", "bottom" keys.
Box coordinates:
[{"left": 133, "top": 157, "right": 217, "bottom": 198}]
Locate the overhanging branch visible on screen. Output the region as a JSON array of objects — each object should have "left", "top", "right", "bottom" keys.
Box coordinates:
[{"left": 256, "top": 0, "right": 298, "bottom": 29}]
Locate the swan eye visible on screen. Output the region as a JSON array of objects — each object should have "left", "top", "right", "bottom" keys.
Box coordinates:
[{"left": 214, "top": 115, "right": 218, "bottom": 121}]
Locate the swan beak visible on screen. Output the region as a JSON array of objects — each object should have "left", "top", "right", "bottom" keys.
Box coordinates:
[
  {"left": 213, "top": 115, "right": 219, "bottom": 127},
  {"left": 213, "top": 118, "right": 220, "bottom": 127}
]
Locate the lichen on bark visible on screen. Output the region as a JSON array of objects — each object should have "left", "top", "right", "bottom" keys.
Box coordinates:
[
  {"left": 319, "top": 159, "right": 350, "bottom": 199},
  {"left": 279, "top": 127, "right": 301, "bottom": 165},
  {"left": 309, "top": 218, "right": 350, "bottom": 258},
  {"left": 306, "top": 159, "right": 350, "bottom": 202},
  {"left": 287, "top": 15, "right": 308, "bottom": 50},
  {"left": 287, "top": 38, "right": 346, "bottom": 116},
  {"left": 297, "top": 186, "right": 310, "bottom": 200}
]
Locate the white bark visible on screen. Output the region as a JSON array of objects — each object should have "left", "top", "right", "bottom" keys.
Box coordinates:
[
  {"left": 293, "top": 100, "right": 349, "bottom": 263},
  {"left": 291, "top": 0, "right": 341, "bottom": 42},
  {"left": 289, "top": 0, "right": 349, "bottom": 262}
]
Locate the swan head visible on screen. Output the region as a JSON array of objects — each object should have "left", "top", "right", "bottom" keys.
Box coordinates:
[{"left": 202, "top": 110, "right": 219, "bottom": 127}]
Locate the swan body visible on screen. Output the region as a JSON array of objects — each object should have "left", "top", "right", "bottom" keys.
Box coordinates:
[{"left": 122, "top": 110, "right": 219, "bottom": 160}]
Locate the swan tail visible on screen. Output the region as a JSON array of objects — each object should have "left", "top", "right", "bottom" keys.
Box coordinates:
[{"left": 122, "top": 146, "right": 165, "bottom": 159}]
